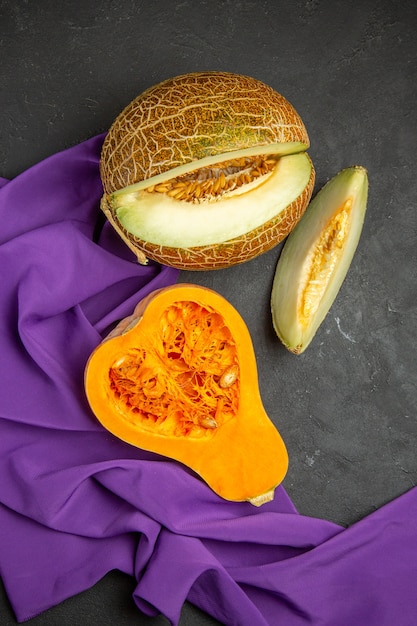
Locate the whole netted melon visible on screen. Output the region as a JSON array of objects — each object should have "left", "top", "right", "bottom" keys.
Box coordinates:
[{"left": 100, "top": 71, "right": 315, "bottom": 270}]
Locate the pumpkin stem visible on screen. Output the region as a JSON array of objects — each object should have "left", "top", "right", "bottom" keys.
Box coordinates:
[{"left": 247, "top": 488, "right": 275, "bottom": 507}]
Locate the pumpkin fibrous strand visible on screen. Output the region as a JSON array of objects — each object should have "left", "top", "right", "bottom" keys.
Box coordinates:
[
  {"left": 85, "top": 284, "right": 289, "bottom": 504},
  {"left": 108, "top": 298, "right": 239, "bottom": 437}
]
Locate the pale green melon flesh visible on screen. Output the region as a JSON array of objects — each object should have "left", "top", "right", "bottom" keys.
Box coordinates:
[
  {"left": 111, "top": 152, "right": 312, "bottom": 248},
  {"left": 271, "top": 166, "right": 368, "bottom": 354}
]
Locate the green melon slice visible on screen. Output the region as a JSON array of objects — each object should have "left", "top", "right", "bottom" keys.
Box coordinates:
[
  {"left": 111, "top": 152, "right": 312, "bottom": 248},
  {"left": 271, "top": 166, "right": 368, "bottom": 354}
]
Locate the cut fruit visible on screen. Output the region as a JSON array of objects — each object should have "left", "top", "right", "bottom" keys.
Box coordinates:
[
  {"left": 85, "top": 284, "right": 289, "bottom": 504},
  {"left": 99, "top": 71, "right": 315, "bottom": 270},
  {"left": 271, "top": 166, "right": 368, "bottom": 354},
  {"left": 110, "top": 153, "right": 312, "bottom": 249}
]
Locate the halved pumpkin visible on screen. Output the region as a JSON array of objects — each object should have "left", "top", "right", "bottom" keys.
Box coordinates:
[
  {"left": 85, "top": 284, "right": 288, "bottom": 505},
  {"left": 100, "top": 71, "right": 315, "bottom": 269}
]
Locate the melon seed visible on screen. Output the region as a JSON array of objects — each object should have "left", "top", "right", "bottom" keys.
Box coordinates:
[{"left": 146, "top": 155, "right": 278, "bottom": 203}]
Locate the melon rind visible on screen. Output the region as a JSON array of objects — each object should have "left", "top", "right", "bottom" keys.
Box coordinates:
[{"left": 100, "top": 71, "right": 310, "bottom": 195}]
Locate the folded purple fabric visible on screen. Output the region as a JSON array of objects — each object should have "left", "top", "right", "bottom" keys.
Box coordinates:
[{"left": 1, "top": 135, "right": 416, "bottom": 626}]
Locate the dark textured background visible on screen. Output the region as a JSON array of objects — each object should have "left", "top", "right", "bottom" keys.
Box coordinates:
[{"left": 1, "top": 1, "right": 416, "bottom": 624}]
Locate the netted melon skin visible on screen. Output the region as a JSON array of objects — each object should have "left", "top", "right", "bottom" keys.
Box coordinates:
[
  {"left": 100, "top": 71, "right": 310, "bottom": 195},
  {"left": 100, "top": 162, "right": 315, "bottom": 270}
]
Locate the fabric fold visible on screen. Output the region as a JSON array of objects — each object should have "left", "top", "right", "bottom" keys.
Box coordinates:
[{"left": 1, "top": 135, "right": 416, "bottom": 626}]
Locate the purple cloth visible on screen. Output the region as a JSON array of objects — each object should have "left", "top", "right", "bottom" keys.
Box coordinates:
[{"left": 1, "top": 135, "right": 417, "bottom": 626}]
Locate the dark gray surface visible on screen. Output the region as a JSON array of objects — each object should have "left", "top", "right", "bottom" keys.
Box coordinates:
[{"left": 1, "top": 1, "right": 416, "bottom": 624}]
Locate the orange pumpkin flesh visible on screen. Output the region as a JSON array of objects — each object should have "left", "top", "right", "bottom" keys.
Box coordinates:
[
  {"left": 100, "top": 71, "right": 315, "bottom": 270},
  {"left": 85, "top": 284, "right": 288, "bottom": 505}
]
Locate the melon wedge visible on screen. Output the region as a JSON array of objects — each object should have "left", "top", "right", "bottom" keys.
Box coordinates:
[
  {"left": 109, "top": 152, "right": 312, "bottom": 247},
  {"left": 271, "top": 166, "right": 368, "bottom": 354}
]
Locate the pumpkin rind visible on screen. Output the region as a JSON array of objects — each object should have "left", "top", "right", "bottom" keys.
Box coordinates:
[{"left": 85, "top": 284, "right": 288, "bottom": 503}]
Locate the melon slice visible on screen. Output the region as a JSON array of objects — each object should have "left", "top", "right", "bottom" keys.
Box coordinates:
[
  {"left": 110, "top": 152, "right": 312, "bottom": 249},
  {"left": 271, "top": 166, "right": 368, "bottom": 354}
]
